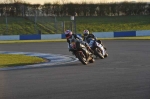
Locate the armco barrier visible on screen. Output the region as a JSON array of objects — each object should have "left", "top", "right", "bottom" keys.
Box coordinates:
[{"left": 0, "top": 30, "right": 150, "bottom": 40}]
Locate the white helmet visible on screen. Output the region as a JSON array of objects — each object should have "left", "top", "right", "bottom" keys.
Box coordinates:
[
  {"left": 65, "top": 30, "right": 72, "bottom": 39},
  {"left": 83, "top": 30, "right": 89, "bottom": 37}
]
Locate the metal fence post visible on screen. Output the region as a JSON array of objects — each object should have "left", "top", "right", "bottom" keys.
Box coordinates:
[
  {"left": 34, "top": 10, "right": 37, "bottom": 34},
  {"left": 62, "top": 21, "right": 65, "bottom": 34},
  {"left": 54, "top": 15, "right": 57, "bottom": 34},
  {"left": 5, "top": 11, "right": 8, "bottom": 35},
  {"left": 74, "top": 16, "right": 76, "bottom": 34}
]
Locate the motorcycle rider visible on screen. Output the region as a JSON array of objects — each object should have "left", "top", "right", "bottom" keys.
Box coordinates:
[
  {"left": 83, "top": 29, "right": 107, "bottom": 57},
  {"left": 64, "top": 30, "right": 93, "bottom": 55}
]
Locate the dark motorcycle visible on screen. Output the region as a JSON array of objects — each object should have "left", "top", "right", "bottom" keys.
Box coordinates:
[
  {"left": 70, "top": 39, "right": 95, "bottom": 65},
  {"left": 88, "top": 38, "right": 108, "bottom": 59}
]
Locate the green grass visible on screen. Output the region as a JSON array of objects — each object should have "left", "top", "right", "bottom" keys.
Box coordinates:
[
  {"left": 57, "top": 15, "right": 150, "bottom": 33},
  {"left": 0, "top": 16, "right": 56, "bottom": 35},
  {"left": 0, "top": 15, "right": 150, "bottom": 35},
  {"left": 0, "top": 54, "right": 46, "bottom": 68},
  {"left": 77, "top": 16, "right": 150, "bottom": 33},
  {"left": 0, "top": 17, "right": 36, "bottom": 35}
]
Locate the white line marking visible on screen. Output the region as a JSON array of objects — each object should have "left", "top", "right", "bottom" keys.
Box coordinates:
[{"left": 0, "top": 51, "right": 78, "bottom": 71}]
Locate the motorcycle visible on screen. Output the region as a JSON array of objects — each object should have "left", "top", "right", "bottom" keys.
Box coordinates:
[
  {"left": 88, "top": 38, "right": 108, "bottom": 59},
  {"left": 70, "top": 39, "right": 95, "bottom": 65}
]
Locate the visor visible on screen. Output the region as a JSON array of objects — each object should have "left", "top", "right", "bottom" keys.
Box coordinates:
[
  {"left": 65, "top": 34, "right": 71, "bottom": 39},
  {"left": 84, "top": 34, "right": 88, "bottom": 36}
]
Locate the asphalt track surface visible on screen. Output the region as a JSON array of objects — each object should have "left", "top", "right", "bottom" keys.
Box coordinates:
[{"left": 0, "top": 40, "right": 150, "bottom": 99}]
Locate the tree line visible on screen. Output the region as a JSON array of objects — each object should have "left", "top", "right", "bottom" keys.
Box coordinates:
[{"left": 0, "top": 2, "right": 150, "bottom": 17}]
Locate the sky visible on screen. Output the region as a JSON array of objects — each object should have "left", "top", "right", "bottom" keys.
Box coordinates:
[{"left": 1, "top": 0, "right": 150, "bottom": 4}]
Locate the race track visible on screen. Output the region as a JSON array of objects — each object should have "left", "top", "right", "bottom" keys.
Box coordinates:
[{"left": 0, "top": 40, "right": 150, "bottom": 99}]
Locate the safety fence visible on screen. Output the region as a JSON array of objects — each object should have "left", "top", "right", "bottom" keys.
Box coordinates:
[{"left": 0, "top": 16, "right": 74, "bottom": 35}]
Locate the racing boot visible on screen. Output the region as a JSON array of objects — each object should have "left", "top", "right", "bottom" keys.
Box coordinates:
[
  {"left": 97, "top": 40, "right": 107, "bottom": 50},
  {"left": 97, "top": 40, "right": 102, "bottom": 44},
  {"left": 100, "top": 44, "right": 108, "bottom": 57},
  {"left": 69, "top": 49, "right": 77, "bottom": 58},
  {"left": 102, "top": 44, "right": 107, "bottom": 50}
]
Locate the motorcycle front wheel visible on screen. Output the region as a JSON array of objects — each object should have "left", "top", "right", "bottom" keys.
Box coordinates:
[
  {"left": 94, "top": 48, "right": 104, "bottom": 59},
  {"left": 76, "top": 51, "right": 88, "bottom": 65}
]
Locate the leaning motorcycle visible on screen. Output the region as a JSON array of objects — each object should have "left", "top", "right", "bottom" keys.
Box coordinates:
[
  {"left": 70, "top": 39, "right": 95, "bottom": 65},
  {"left": 88, "top": 38, "right": 108, "bottom": 59}
]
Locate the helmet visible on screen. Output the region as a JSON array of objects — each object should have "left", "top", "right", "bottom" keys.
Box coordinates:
[
  {"left": 83, "top": 30, "right": 89, "bottom": 37},
  {"left": 65, "top": 30, "right": 72, "bottom": 39}
]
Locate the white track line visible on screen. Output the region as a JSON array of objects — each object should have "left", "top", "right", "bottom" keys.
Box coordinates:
[{"left": 0, "top": 51, "right": 78, "bottom": 71}]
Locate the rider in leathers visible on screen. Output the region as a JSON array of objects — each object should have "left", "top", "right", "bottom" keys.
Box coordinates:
[
  {"left": 83, "top": 30, "right": 107, "bottom": 56},
  {"left": 64, "top": 30, "right": 93, "bottom": 55}
]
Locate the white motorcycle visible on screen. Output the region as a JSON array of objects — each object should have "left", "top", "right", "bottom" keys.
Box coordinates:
[{"left": 87, "top": 38, "right": 108, "bottom": 59}]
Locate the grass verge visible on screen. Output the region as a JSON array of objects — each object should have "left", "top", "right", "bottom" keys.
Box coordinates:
[
  {"left": 0, "top": 54, "right": 47, "bottom": 68},
  {"left": 0, "top": 16, "right": 150, "bottom": 34}
]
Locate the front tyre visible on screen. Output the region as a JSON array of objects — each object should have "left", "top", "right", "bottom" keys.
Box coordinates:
[
  {"left": 104, "top": 52, "right": 108, "bottom": 57},
  {"left": 76, "top": 51, "right": 88, "bottom": 65},
  {"left": 94, "top": 48, "right": 104, "bottom": 59}
]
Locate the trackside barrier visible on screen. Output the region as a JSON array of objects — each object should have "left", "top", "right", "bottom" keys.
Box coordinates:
[
  {"left": 41, "top": 34, "right": 61, "bottom": 40},
  {"left": 92, "top": 32, "right": 114, "bottom": 38},
  {"left": 93, "top": 30, "right": 150, "bottom": 38},
  {"left": 0, "top": 35, "right": 19, "bottom": 40},
  {"left": 20, "top": 34, "right": 41, "bottom": 40},
  {"left": 114, "top": 31, "right": 136, "bottom": 37},
  {"left": 136, "top": 30, "right": 150, "bottom": 36},
  {"left": 0, "top": 30, "right": 150, "bottom": 40}
]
